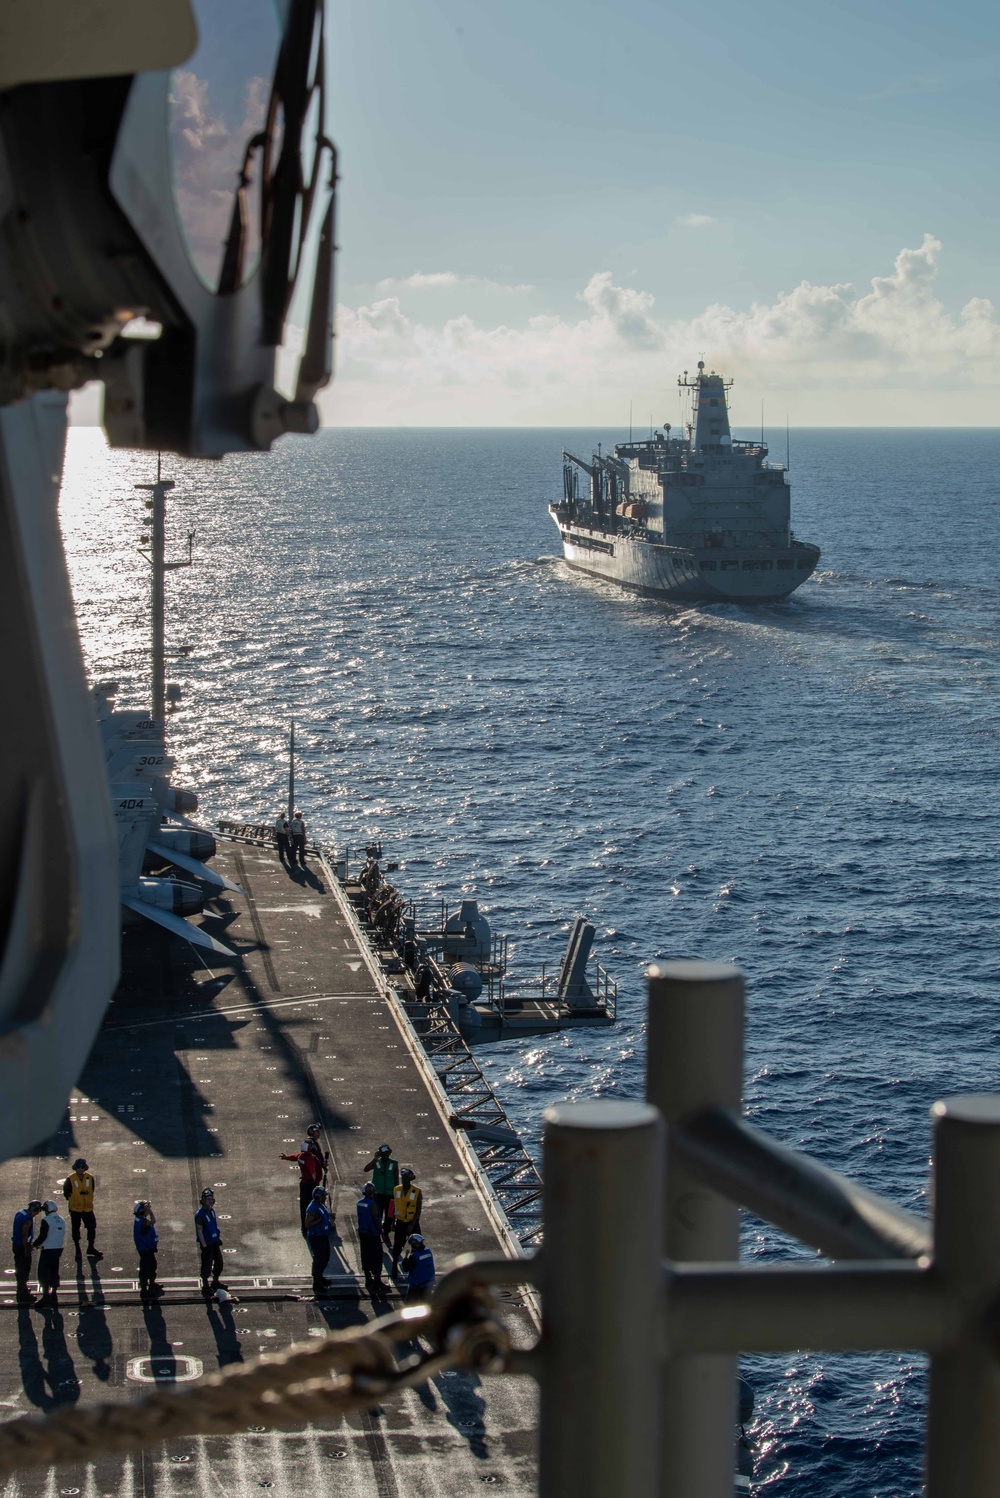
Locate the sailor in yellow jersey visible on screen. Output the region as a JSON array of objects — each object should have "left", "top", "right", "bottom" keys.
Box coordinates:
[
  {"left": 62, "top": 1156, "right": 102, "bottom": 1260},
  {"left": 390, "top": 1167, "right": 422, "bottom": 1278}
]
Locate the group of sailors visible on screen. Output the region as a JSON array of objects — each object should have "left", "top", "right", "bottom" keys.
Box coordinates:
[
  {"left": 10, "top": 1134, "right": 435, "bottom": 1309},
  {"left": 359, "top": 853, "right": 405, "bottom": 940},
  {"left": 281, "top": 1128, "right": 434, "bottom": 1300},
  {"left": 273, "top": 810, "right": 308, "bottom": 868},
  {"left": 10, "top": 1158, "right": 104, "bottom": 1308}
]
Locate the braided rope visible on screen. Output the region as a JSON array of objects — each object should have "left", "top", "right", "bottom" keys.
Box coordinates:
[{"left": 0, "top": 1305, "right": 482, "bottom": 1474}]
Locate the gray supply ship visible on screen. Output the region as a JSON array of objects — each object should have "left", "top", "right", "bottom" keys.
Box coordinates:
[{"left": 550, "top": 364, "right": 820, "bottom": 603}]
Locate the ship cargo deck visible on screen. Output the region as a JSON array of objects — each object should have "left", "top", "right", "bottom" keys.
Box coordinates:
[{"left": 0, "top": 838, "right": 538, "bottom": 1496}]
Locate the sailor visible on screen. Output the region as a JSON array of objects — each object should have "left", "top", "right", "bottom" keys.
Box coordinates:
[
  {"left": 362, "top": 1143, "right": 399, "bottom": 1239},
  {"left": 10, "top": 1199, "right": 42, "bottom": 1304},
  {"left": 195, "top": 1188, "right": 226, "bottom": 1299},
  {"left": 390, "top": 1168, "right": 422, "bottom": 1277},
  {"left": 133, "top": 1200, "right": 162, "bottom": 1300},
  {"left": 281, "top": 1123, "right": 328, "bottom": 1235},
  {"left": 304, "top": 1186, "right": 333, "bottom": 1298},
  {"left": 356, "top": 1181, "right": 388, "bottom": 1297},
  {"left": 289, "top": 810, "right": 307, "bottom": 867},
  {"left": 274, "top": 812, "right": 291, "bottom": 863},
  {"left": 414, "top": 962, "right": 433, "bottom": 1001},
  {"left": 401, "top": 1233, "right": 435, "bottom": 1304},
  {"left": 63, "top": 1156, "right": 102, "bottom": 1260},
  {"left": 35, "top": 1200, "right": 66, "bottom": 1308}
]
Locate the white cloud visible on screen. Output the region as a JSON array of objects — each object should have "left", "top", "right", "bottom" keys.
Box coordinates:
[
  {"left": 375, "top": 270, "right": 534, "bottom": 293},
  {"left": 320, "top": 237, "right": 1000, "bottom": 424},
  {"left": 67, "top": 237, "right": 1000, "bottom": 427},
  {"left": 677, "top": 213, "right": 716, "bottom": 228}
]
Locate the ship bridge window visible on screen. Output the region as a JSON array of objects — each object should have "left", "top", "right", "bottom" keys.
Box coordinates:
[
  {"left": 742, "top": 559, "right": 774, "bottom": 571},
  {"left": 777, "top": 559, "right": 793, "bottom": 570},
  {"left": 699, "top": 560, "right": 718, "bottom": 571},
  {"left": 797, "top": 559, "right": 812, "bottom": 569}
]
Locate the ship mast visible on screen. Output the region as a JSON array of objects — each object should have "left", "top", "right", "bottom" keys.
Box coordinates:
[{"left": 135, "top": 455, "right": 194, "bottom": 724}]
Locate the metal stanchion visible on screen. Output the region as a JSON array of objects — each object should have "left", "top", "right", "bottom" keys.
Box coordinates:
[
  {"left": 926, "top": 1095, "right": 1000, "bottom": 1497},
  {"left": 646, "top": 960, "right": 744, "bottom": 1498},
  {"left": 539, "top": 1099, "right": 664, "bottom": 1498}
]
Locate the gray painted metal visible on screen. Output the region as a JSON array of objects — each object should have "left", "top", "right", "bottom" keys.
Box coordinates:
[
  {"left": 674, "top": 1104, "right": 932, "bottom": 1261},
  {"left": 0, "top": 393, "right": 119, "bottom": 1160},
  {"left": 646, "top": 960, "right": 743, "bottom": 1498},
  {"left": 926, "top": 1095, "right": 1000, "bottom": 1496},
  {"left": 665, "top": 1261, "right": 957, "bottom": 1354},
  {"left": 540, "top": 1100, "right": 663, "bottom": 1498},
  {"left": 556, "top": 916, "right": 596, "bottom": 1008}
]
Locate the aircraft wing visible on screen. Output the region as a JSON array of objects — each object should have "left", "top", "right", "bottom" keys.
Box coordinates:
[
  {"left": 146, "top": 838, "right": 245, "bottom": 894},
  {"left": 164, "top": 810, "right": 211, "bottom": 831},
  {"left": 120, "top": 895, "right": 235, "bottom": 957}
]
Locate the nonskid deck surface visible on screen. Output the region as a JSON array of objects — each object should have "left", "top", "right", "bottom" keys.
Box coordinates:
[{"left": 0, "top": 841, "right": 538, "bottom": 1495}]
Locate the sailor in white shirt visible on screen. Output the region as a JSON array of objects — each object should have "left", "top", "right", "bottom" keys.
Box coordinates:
[{"left": 289, "top": 812, "right": 307, "bottom": 867}]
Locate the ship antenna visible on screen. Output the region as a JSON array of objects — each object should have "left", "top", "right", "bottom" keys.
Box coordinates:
[
  {"left": 760, "top": 399, "right": 764, "bottom": 449},
  {"left": 786, "top": 414, "right": 790, "bottom": 471},
  {"left": 629, "top": 400, "right": 632, "bottom": 443},
  {"left": 288, "top": 719, "right": 295, "bottom": 822}
]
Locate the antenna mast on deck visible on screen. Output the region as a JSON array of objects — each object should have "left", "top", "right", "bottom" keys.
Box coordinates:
[{"left": 135, "top": 455, "right": 194, "bottom": 724}]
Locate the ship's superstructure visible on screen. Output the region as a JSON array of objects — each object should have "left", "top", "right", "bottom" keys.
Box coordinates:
[{"left": 549, "top": 363, "right": 820, "bottom": 603}]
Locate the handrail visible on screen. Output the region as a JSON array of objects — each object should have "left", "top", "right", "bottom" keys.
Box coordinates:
[{"left": 673, "top": 1104, "right": 931, "bottom": 1262}]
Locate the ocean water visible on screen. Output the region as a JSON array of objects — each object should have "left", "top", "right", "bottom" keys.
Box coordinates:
[{"left": 60, "top": 424, "right": 1000, "bottom": 1496}]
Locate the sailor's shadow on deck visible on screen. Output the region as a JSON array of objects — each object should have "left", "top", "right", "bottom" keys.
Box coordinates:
[
  {"left": 17, "top": 1308, "right": 52, "bottom": 1410},
  {"left": 39, "top": 1309, "right": 80, "bottom": 1408},
  {"left": 433, "top": 1369, "right": 489, "bottom": 1459},
  {"left": 204, "top": 1300, "right": 244, "bottom": 1368},
  {"left": 141, "top": 1301, "right": 175, "bottom": 1370},
  {"left": 284, "top": 862, "right": 326, "bottom": 894},
  {"left": 76, "top": 1301, "right": 113, "bottom": 1383}
]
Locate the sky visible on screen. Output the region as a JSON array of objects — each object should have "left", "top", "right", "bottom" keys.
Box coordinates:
[{"left": 71, "top": 0, "right": 1000, "bottom": 427}]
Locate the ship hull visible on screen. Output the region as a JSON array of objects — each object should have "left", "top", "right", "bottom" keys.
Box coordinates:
[{"left": 552, "top": 513, "right": 819, "bottom": 603}]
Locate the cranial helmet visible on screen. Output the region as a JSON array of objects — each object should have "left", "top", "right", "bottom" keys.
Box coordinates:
[
  {"left": 73, "top": 1157, "right": 87, "bottom": 1170},
  {"left": 408, "top": 1233, "right": 424, "bottom": 1247},
  {"left": 307, "top": 1123, "right": 322, "bottom": 1136},
  {"left": 43, "top": 1200, "right": 58, "bottom": 1214},
  {"left": 362, "top": 1182, "right": 375, "bottom": 1195},
  {"left": 201, "top": 1188, "right": 215, "bottom": 1200},
  {"left": 311, "top": 1186, "right": 327, "bottom": 1200},
  {"left": 400, "top": 1167, "right": 414, "bottom": 1180},
  {"left": 378, "top": 1143, "right": 391, "bottom": 1154}
]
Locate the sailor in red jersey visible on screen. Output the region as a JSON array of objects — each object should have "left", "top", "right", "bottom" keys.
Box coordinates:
[{"left": 281, "top": 1123, "right": 328, "bottom": 1235}]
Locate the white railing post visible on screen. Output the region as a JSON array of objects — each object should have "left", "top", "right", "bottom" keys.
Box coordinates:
[
  {"left": 926, "top": 1095, "right": 1000, "bottom": 1497},
  {"left": 539, "top": 1099, "right": 665, "bottom": 1498},
  {"left": 646, "top": 960, "right": 745, "bottom": 1498}
]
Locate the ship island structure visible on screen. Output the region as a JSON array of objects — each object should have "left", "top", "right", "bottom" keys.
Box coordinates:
[{"left": 550, "top": 363, "right": 820, "bottom": 603}]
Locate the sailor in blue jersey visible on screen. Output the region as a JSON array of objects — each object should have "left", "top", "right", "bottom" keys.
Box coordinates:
[
  {"left": 134, "top": 1201, "right": 162, "bottom": 1300},
  {"left": 401, "top": 1233, "right": 435, "bottom": 1303},
  {"left": 195, "top": 1188, "right": 226, "bottom": 1298},
  {"left": 356, "top": 1181, "right": 388, "bottom": 1297},
  {"left": 11, "top": 1199, "right": 42, "bottom": 1304},
  {"left": 304, "top": 1185, "right": 333, "bottom": 1297}
]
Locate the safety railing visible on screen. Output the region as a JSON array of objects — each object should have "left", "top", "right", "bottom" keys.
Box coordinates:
[
  {"left": 500, "top": 955, "right": 617, "bottom": 1023},
  {"left": 537, "top": 959, "right": 1000, "bottom": 1498}
]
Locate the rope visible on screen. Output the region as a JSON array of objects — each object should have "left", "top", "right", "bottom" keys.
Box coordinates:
[{"left": 0, "top": 1294, "right": 511, "bottom": 1474}]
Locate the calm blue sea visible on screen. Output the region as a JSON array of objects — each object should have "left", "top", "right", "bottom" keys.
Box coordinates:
[{"left": 61, "top": 425, "right": 1000, "bottom": 1496}]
